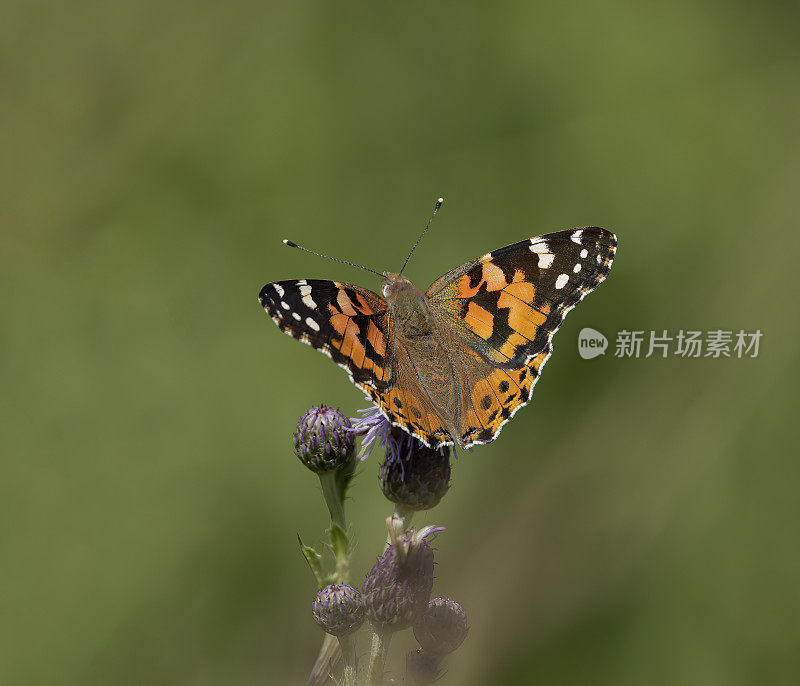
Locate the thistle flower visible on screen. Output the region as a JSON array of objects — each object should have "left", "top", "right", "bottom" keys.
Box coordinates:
[
  {"left": 349, "top": 405, "right": 392, "bottom": 460},
  {"left": 312, "top": 584, "right": 365, "bottom": 637},
  {"left": 413, "top": 597, "right": 469, "bottom": 655},
  {"left": 352, "top": 404, "right": 452, "bottom": 510},
  {"left": 293, "top": 405, "right": 355, "bottom": 473},
  {"left": 362, "top": 526, "right": 441, "bottom": 631},
  {"left": 380, "top": 430, "right": 450, "bottom": 511}
]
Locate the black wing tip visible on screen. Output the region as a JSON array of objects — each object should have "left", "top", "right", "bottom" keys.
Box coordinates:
[
  {"left": 258, "top": 282, "right": 284, "bottom": 310},
  {"left": 577, "top": 226, "right": 617, "bottom": 242},
  {"left": 538, "top": 226, "right": 615, "bottom": 242},
  {"left": 258, "top": 284, "right": 271, "bottom": 306}
]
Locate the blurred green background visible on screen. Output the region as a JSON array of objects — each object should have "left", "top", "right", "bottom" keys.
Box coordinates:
[{"left": 2, "top": 2, "right": 799, "bottom": 684}]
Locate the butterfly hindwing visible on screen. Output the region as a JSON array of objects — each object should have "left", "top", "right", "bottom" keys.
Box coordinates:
[
  {"left": 362, "top": 359, "right": 455, "bottom": 448},
  {"left": 259, "top": 279, "right": 393, "bottom": 391},
  {"left": 456, "top": 346, "right": 552, "bottom": 446}
]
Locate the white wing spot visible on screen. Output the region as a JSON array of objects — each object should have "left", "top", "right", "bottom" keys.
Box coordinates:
[
  {"left": 555, "top": 273, "right": 569, "bottom": 289},
  {"left": 530, "top": 243, "right": 555, "bottom": 269},
  {"left": 571, "top": 230, "right": 583, "bottom": 244},
  {"left": 306, "top": 317, "right": 320, "bottom": 331},
  {"left": 299, "top": 284, "right": 317, "bottom": 308},
  {"left": 530, "top": 240, "right": 554, "bottom": 268},
  {"left": 573, "top": 263, "right": 582, "bottom": 273},
  {"left": 297, "top": 279, "right": 307, "bottom": 286},
  {"left": 281, "top": 301, "right": 290, "bottom": 310},
  {"left": 292, "top": 312, "right": 302, "bottom": 321},
  {"left": 273, "top": 283, "right": 285, "bottom": 297},
  {"left": 580, "top": 248, "right": 588, "bottom": 259}
]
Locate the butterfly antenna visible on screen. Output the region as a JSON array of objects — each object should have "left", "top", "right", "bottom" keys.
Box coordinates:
[
  {"left": 399, "top": 197, "right": 444, "bottom": 276},
  {"left": 282, "top": 239, "right": 384, "bottom": 277}
]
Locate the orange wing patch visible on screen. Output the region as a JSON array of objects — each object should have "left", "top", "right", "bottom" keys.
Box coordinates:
[
  {"left": 496, "top": 293, "right": 550, "bottom": 341},
  {"left": 450, "top": 283, "right": 552, "bottom": 366},
  {"left": 434, "top": 261, "right": 553, "bottom": 368},
  {"left": 464, "top": 301, "right": 494, "bottom": 340},
  {"left": 452, "top": 257, "right": 512, "bottom": 298},
  {"left": 335, "top": 287, "right": 373, "bottom": 316},
  {"left": 464, "top": 367, "right": 523, "bottom": 441},
  {"left": 459, "top": 347, "right": 552, "bottom": 446},
  {"left": 324, "top": 284, "right": 392, "bottom": 387},
  {"left": 363, "top": 382, "right": 452, "bottom": 447},
  {"left": 366, "top": 320, "right": 386, "bottom": 357},
  {"left": 327, "top": 314, "right": 383, "bottom": 380},
  {"left": 332, "top": 317, "right": 366, "bottom": 367}
]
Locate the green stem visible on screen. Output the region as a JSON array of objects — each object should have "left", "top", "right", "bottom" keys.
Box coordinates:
[
  {"left": 367, "top": 629, "right": 392, "bottom": 685},
  {"left": 395, "top": 503, "right": 414, "bottom": 523},
  {"left": 338, "top": 634, "right": 358, "bottom": 686},
  {"left": 319, "top": 471, "right": 350, "bottom": 582},
  {"left": 318, "top": 470, "right": 347, "bottom": 531},
  {"left": 306, "top": 467, "right": 354, "bottom": 684}
]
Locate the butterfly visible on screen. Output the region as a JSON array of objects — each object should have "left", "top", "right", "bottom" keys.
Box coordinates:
[{"left": 259, "top": 212, "right": 616, "bottom": 449}]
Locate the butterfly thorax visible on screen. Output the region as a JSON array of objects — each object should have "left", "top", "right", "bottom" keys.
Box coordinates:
[{"left": 381, "top": 273, "right": 434, "bottom": 339}]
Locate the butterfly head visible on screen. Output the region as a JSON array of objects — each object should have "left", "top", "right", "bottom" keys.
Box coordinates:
[{"left": 380, "top": 272, "right": 415, "bottom": 300}]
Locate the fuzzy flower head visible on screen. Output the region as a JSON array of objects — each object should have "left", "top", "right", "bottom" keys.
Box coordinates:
[
  {"left": 312, "top": 584, "right": 365, "bottom": 637},
  {"left": 293, "top": 405, "right": 355, "bottom": 473},
  {"left": 351, "top": 403, "right": 460, "bottom": 459},
  {"left": 362, "top": 525, "right": 443, "bottom": 632},
  {"left": 351, "top": 404, "right": 452, "bottom": 509},
  {"left": 380, "top": 429, "right": 451, "bottom": 511},
  {"left": 349, "top": 404, "right": 392, "bottom": 460}
]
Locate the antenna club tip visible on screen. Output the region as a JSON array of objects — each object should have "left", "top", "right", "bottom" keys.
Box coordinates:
[
  {"left": 437, "top": 197, "right": 444, "bottom": 203},
  {"left": 283, "top": 239, "right": 297, "bottom": 247}
]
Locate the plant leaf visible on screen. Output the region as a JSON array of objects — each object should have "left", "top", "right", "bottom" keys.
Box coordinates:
[{"left": 297, "top": 534, "right": 324, "bottom": 589}]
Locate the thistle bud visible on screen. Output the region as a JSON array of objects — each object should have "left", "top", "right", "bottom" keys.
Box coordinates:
[
  {"left": 293, "top": 405, "right": 355, "bottom": 473},
  {"left": 362, "top": 527, "right": 439, "bottom": 631},
  {"left": 312, "top": 584, "right": 365, "bottom": 637},
  {"left": 413, "top": 597, "right": 469, "bottom": 655},
  {"left": 380, "top": 428, "right": 451, "bottom": 511}
]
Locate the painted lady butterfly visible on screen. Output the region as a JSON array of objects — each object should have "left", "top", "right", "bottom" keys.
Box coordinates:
[{"left": 259, "top": 207, "right": 616, "bottom": 449}]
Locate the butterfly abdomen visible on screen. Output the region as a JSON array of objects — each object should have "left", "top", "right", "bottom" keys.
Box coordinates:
[{"left": 393, "top": 331, "right": 464, "bottom": 446}]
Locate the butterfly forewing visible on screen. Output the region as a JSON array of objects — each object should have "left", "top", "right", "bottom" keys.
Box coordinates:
[
  {"left": 427, "top": 227, "right": 616, "bottom": 368},
  {"left": 259, "top": 279, "right": 393, "bottom": 391}
]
